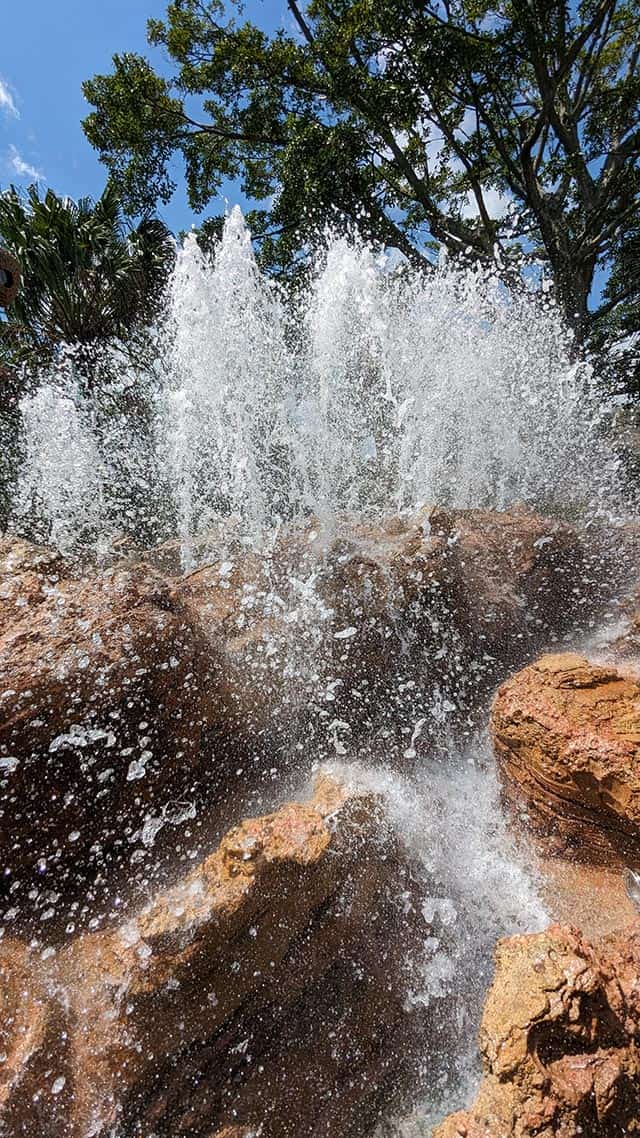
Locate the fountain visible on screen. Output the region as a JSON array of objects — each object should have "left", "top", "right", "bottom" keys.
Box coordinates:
[
  {"left": 0, "top": 208, "right": 634, "bottom": 1137},
  {"left": 14, "top": 206, "right": 620, "bottom": 560}
]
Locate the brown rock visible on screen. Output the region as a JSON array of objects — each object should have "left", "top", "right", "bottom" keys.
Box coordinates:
[
  {"left": 0, "top": 504, "right": 590, "bottom": 886},
  {"left": 491, "top": 652, "right": 640, "bottom": 862},
  {"left": 429, "top": 504, "right": 586, "bottom": 658},
  {"left": 175, "top": 510, "right": 452, "bottom": 737},
  {"left": 175, "top": 505, "right": 587, "bottom": 741},
  {"left": 0, "top": 548, "right": 218, "bottom": 881},
  {"left": 0, "top": 776, "right": 426, "bottom": 1138},
  {"left": 535, "top": 856, "right": 638, "bottom": 941},
  {"left": 603, "top": 582, "right": 640, "bottom": 661},
  {"left": 434, "top": 922, "right": 640, "bottom": 1138}
]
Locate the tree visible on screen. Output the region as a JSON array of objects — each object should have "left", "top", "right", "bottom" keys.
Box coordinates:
[
  {"left": 0, "top": 182, "right": 175, "bottom": 382},
  {"left": 82, "top": 0, "right": 640, "bottom": 344}
]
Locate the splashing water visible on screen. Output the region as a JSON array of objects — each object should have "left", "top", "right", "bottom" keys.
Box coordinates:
[
  {"left": 12, "top": 205, "right": 620, "bottom": 558},
  {"left": 16, "top": 383, "right": 105, "bottom": 552},
  {"left": 326, "top": 743, "right": 547, "bottom": 1132},
  {"left": 2, "top": 208, "right": 626, "bottom": 1133}
]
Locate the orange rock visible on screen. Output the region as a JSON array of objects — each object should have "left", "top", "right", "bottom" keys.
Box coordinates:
[
  {"left": 0, "top": 505, "right": 590, "bottom": 886},
  {"left": 0, "top": 776, "right": 425, "bottom": 1138},
  {"left": 175, "top": 505, "right": 587, "bottom": 738},
  {"left": 428, "top": 505, "right": 586, "bottom": 658},
  {"left": 435, "top": 922, "right": 640, "bottom": 1138},
  {"left": 492, "top": 652, "right": 640, "bottom": 862}
]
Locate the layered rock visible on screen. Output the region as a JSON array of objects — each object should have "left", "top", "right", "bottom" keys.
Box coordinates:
[
  {"left": 491, "top": 652, "right": 640, "bottom": 862},
  {"left": 435, "top": 921, "right": 640, "bottom": 1138},
  {"left": 0, "top": 776, "right": 426, "bottom": 1138}
]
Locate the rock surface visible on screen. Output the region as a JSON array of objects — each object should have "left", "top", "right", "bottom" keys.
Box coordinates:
[
  {"left": 174, "top": 504, "right": 588, "bottom": 742},
  {"left": 491, "top": 652, "right": 640, "bottom": 862},
  {"left": 0, "top": 506, "right": 591, "bottom": 888},
  {"left": 0, "top": 776, "right": 426, "bottom": 1138},
  {"left": 434, "top": 921, "right": 640, "bottom": 1138},
  {"left": 603, "top": 583, "right": 640, "bottom": 660},
  {"left": 534, "top": 856, "right": 638, "bottom": 941},
  {"left": 0, "top": 543, "right": 218, "bottom": 882}
]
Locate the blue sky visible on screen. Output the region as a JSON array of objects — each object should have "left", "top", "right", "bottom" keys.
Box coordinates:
[
  {"left": 0, "top": 0, "right": 611, "bottom": 305},
  {"left": 0, "top": 0, "right": 283, "bottom": 233}
]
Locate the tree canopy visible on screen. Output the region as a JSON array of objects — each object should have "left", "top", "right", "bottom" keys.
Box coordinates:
[
  {"left": 83, "top": 0, "right": 640, "bottom": 346},
  {"left": 0, "top": 182, "right": 175, "bottom": 381}
]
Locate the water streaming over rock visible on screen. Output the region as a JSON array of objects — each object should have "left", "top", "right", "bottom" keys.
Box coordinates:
[{"left": 1, "top": 208, "right": 629, "bottom": 1134}]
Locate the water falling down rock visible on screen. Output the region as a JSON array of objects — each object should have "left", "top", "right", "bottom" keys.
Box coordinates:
[
  {"left": 173, "top": 504, "right": 591, "bottom": 746},
  {"left": 0, "top": 503, "right": 596, "bottom": 893},
  {"left": 0, "top": 776, "right": 429, "bottom": 1138}
]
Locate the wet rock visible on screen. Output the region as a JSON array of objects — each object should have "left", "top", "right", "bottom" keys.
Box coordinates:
[
  {"left": 175, "top": 505, "right": 587, "bottom": 743},
  {"left": 0, "top": 549, "right": 217, "bottom": 882},
  {"left": 491, "top": 652, "right": 640, "bottom": 862},
  {"left": 429, "top": 504, "right": 586, "bottom": 658},
  {"left": 527, "top": 844, "right": 639, "bottom": 942},
  {"left": 209, "top": 1130, "right": 251, "bottom": 1138},
  {"left": 602, "top": 582, "right": 640, "bottom": 660},
  {"left": 0, "top": 506, "right": 591, "bottom": 885},
  {"left": 434, "top": 921, "right": 640, "bottom": 1138},
  {"left": 0, "top": 534, "right": 68, "bottom": 625},
  {"left": 174, "top": 511, "right": 453, "bottom": 739},
  {"left": 0, "top": 776, "right": 426, "bottom": 1138}
]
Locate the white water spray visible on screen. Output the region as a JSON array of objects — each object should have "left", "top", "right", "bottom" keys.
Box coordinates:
[
  {"left": 3, "top": 207, "right": 625, "bottom": 1134},
  {"left": 14, "top": 206, "right": 619, "bottom": 558}
]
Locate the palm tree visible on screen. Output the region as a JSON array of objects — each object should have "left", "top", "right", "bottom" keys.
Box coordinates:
[{"left": 0, "top": 182, "right": 175, "bottom": 384}]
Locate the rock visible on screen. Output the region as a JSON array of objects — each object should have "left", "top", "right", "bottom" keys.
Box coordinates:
[
  {"left": 602, "top": 582, "right": 640, "bottom": 660},
  {"left": 0, "top": 776, "right": 426, "bottom": 1138},
  {"left": 434, "top": 921, "right": 640, "bottom": 1138},
  {"left": 0, "top": 546, "right": 218, "bottom": 883},
  {"left": 174, "top": 511, "right": 453, "bottom": 740},
  {"left": 0, "top": 505, "right": 592, "bottom": 886},
  {"left": 533, "top": 856, "right": 638, "bottom": 941},
  {"left": 0, "top": 534, "right": 68, "bottom": 625},
  {"left": 428, "top": 504, "right": 587, "bottom": 660},
  {"left": 491, "top": 652, "right": 640, "bottom": 862},
  {"left": 175, "top": 505, "right": 588, "bottom": 744}
]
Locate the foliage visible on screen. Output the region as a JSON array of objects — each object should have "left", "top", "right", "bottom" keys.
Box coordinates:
[
  {"left": 83, "top": 0, "right": 640, "bottom": 345},
  {"left": 0, "top": 183, "right": 175, "bottom": 383}
]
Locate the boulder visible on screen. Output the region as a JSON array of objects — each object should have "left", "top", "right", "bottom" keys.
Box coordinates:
[
  {"left": 174, "top": 511, "right": 453, "bottom": 740},
  {"left": 0, "top": 776, "right": 427, "bottom": 1138},
  {"left": 491, "top": 652, "right": 640, "bottom": 862},
  {"left": 602, "top": 583, "right": 640, "bottom": 660},
  {"left": 175, "top": 505, "right": 588, "bottom": 744},
  {"left": 428, "top": 504, "right": 587, "bottom": 660},
  {"left": 0, "top": 505, "right": 591, "bottom": 887},
  {"left": 434, "top": 921, "right": 640, "bottom": 1138},
  {"left": 0, "top": 540, "right": 218, "bottom": 884}
]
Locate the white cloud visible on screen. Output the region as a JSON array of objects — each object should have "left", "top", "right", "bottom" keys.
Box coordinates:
[
  {"left": 0, "top": 78, "right": 18, "bottom": 118},
  {"left": 8, "top": 144, "right": 44, "bottom": 183},
  {"left": 461, "top": 186, "right": 511, "bottom": 221}
]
